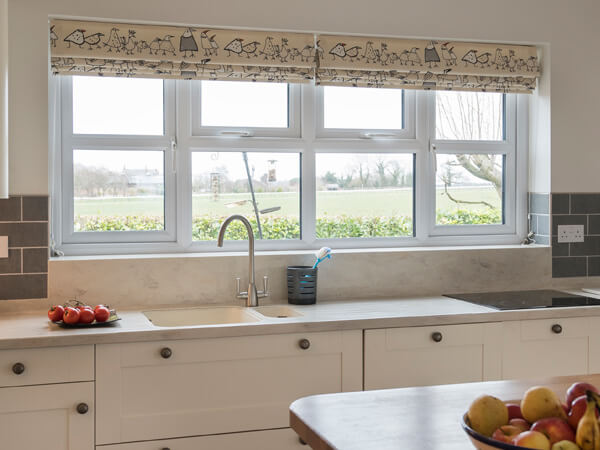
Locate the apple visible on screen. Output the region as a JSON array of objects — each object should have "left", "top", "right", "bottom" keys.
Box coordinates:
[
  {"left": 507, "top": 402, "right": 525, "bottom": 420},
  {"left": 531, "top": 418, "right": 575, "bottom": 445},
  {"left": 565, "top": 382, "right": 599, "bottom": 407},
  {"left": 509, "top": 418, "right": 531, "bottom": 432},
  {"left": 568, "top": 394, "right": 598, "bottom": 429},
  {"left": 513, "top": 430, "right": 551, "bottom": 450},
  {"left": 551, "top": 441, "right": 580, "bottom": 450},
  {"left": 492, "top": 425, "right": 522, "bottom": 443}
]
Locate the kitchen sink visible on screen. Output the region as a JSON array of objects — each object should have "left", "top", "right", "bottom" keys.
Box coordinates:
[
  {"left": 143, "top": 306, "right": 263, "bottom": 327},
  {"left": 253, "top": 305, "right": 303, "bottom": 318}
]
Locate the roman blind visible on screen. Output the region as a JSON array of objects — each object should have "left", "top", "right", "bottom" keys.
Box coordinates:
[
  {"left": 316, "top": 35, "right": 540, "bottom": 93},
  {"left": 49, "top": 19, "right": 540, "bottom": 93},
  {"left": 50, "top": 19, "right": 316, "bottom": 83}
]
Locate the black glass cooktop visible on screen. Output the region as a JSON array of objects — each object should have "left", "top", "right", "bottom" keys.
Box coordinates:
[{"left": 444, "top": 290, "right": 600, "bottom": 310}]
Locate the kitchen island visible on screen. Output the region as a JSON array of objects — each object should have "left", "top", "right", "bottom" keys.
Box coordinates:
[{"left": 290, "top": 374, "right": 600, "bottom": 450}]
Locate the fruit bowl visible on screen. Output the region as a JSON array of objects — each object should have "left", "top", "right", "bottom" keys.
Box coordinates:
[{"left": 462, "top": 413, "right": 528, "bottom": 450}]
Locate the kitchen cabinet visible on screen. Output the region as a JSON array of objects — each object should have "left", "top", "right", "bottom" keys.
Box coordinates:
[
  {"left": 99, "top": 428, "right": 306, "bottom": 450},
  {"left": 96, "top": 330, "right": 362, "bottom": 445},
  {"left": 364, "top": 323, "right": 503, "bottom": 390},
  {"left": 0, "top": 345, "right": 94, "bottom": 387},
  {"left": 0, "top": 382, "right": 94, "bottom": 450},
  {"left": 501, "top": 317, "right": 589, "bottom": 379}
]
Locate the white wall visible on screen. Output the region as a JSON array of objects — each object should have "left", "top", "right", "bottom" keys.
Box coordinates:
[{"left": 6, "top": 0, "right": 600, "bottom": 194}]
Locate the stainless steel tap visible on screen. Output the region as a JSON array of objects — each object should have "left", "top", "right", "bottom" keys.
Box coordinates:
[{"left": 217, "top": 214, "right": 269, "bottom": 307}]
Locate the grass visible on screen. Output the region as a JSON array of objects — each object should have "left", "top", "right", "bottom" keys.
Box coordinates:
[{"left": 74, "top": 187, "right": 501, "bottom": 218}]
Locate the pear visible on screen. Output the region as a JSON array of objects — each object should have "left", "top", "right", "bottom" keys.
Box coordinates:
[
  {"left": 521, "top": 386, "right": 567, "bottom": 423},
  {"left": 467, "top": 394, "right": 509, "bottom": 437}
]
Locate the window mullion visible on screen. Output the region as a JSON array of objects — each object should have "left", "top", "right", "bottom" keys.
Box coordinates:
[{"left": 301, "top": 84, "right": 316, "bottom": 244}]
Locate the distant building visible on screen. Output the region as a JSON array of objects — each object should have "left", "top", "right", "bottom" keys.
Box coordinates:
[{"left": 123, "top": 168, "right": 163, "bottom": 194}]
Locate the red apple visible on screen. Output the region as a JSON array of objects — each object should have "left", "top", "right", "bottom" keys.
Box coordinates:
[
  {"left": 565, "top": 382, "right": 599, "bottom": 407},
  {"left": 513, "top": 430, "right": 551, "bottom": 450},
  {"left": 492, "top": 425, "right": 522, "bottom": 444},
  {"left": 568, "top": 394, "right": 598, "bottom": 429},
  {"left": 531, "top": 418, "right": 575, "bottom": 445},
  {"left": 509, "top": 418, "right": 531, "bottom": 432},
  {"left": 507, "top": 402, "right": 525, "bottom": 420}
]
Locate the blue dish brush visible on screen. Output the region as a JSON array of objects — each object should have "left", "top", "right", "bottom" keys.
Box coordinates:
[{"left": 312, "top": 247, "right": 332, "bottom": 269}]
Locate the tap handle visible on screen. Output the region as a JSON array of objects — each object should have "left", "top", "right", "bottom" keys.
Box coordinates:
[
  {"left": 236, "top": 277, "right": 241, "bottom": 295},
  {"left": 262, "top": 276, "right": 269, "bottom": 297}
]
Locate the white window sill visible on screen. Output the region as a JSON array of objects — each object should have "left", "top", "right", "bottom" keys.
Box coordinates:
[{"left": 50, "top": 243, "right": 549, "bottom": 262}]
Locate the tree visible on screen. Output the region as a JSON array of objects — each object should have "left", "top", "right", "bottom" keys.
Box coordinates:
[{"left": 436, "top": 92, "right": 503, "bottom": 209}]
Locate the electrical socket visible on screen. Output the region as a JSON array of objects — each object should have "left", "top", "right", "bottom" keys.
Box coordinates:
[
  {"left": 0, "top": 236, "right": 7, "bottom": 258},
  {"left": 557, "top": 224, "right": 585, "bottom": 243}
]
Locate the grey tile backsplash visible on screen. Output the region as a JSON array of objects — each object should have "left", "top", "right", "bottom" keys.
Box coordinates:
[
  {"left": 0, "top": 196, "right": 49, "bottom": 299},
  {"left": 550, "top": 193, "right": 600, "bottom": 278},
  {"left": 529, "top": 193, "right": 550, "bottom": 246}
]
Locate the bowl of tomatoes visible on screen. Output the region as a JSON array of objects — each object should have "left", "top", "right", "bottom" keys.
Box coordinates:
[{"left": 48, "top": 300, "right": 120, "bottom": 328}]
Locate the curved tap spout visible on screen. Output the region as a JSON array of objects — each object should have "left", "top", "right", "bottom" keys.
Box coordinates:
[{"left": 217, "top": 215, "right": 259, "bottom": 306}]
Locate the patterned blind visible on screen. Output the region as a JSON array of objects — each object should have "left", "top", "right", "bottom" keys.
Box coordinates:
[
  {"left": 50, "top": 19, "right": 316, "bottom": 83},
  {"left": 316, "top": 35, "right": 540, "bottom": 93},
  {"left": 50, "top": 19, "right": 540, "bottom": 93}
]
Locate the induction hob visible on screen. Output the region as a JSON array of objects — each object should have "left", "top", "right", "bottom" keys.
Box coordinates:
[{"left": 444, "top": 289, "right": 600, "bottom": 310}]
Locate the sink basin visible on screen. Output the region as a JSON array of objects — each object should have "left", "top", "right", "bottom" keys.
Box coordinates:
[
  {"left": 143, "top": 306, "right": 262, "bottom": 327},
  {"left": 253, "top": 305, "right": 303, "bottom": 318}
]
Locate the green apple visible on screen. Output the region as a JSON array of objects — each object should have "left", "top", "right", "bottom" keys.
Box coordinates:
[{"left": 551, "top": 440, "right": 580, "bottom": 450}]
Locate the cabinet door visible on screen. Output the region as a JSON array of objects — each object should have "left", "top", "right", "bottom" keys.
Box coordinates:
[
  {"left": 99, "top": 428, "right": 306, "bottom": 450},
  {"left": 364, "top": 323, "right": 502, "bottom": 390},
  {"left": 588, "top": 317, "right": 600, "bottom": 373},
  {"left": 96, "top": 330, "right": 362, "bottom": 444},
  {"left": 502, "top": 318, "right": 589, "bottom": 379},
  {"left": 0, "top": 382, "right": 94, "bottom": 450}
]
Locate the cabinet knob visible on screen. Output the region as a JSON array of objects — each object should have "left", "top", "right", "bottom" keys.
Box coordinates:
[
  {"left": 160, "top": 347, "right": 172, "bottom": 359},
  {"left": 76, "top": 403, "right": 89, "bottom": 414},
  {"left": 12, "top": 362, "right": 25, "bottom": 375},
  {"left": 552, "top": 324, "right": 563, "bottom": 334},
  {"left": 431, "top": 332, "right": 443, "bottom": 343},
  {"left": 160, "top": 448, "right": 171, "bottom": 450},
  {"left": 298, "top": 338, "right": 311, "bottom": 350},
  {"left": 299, "top": 437, "right": 307, "bottom": 445}
]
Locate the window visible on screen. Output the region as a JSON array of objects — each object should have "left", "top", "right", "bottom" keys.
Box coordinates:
[{"left": 52, "top": 76, "right": 526, "bottom": 255}]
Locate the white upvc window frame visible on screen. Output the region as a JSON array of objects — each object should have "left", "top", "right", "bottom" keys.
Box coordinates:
[
  {"left": 51, "top": 76, "right": 528, "bottom": 256},
  {"left": 56, "top": 77, "right": 177, "bottom": 246},
  {"left": 315, "top": 88, "right": 416, "bottom": 140},
  {"left": 426, "top": 93, "right": 519, "bottom": 238},
  {"left": 190, "top": 82, "right": 302, "bottom": 138}
]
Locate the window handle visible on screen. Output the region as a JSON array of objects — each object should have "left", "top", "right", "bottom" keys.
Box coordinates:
[
  {"left": 170, "top": 137, "right": 177, "bottom": 174},
  {"left": 360, "top": 132, "right": 398, "bottom": 139},
  {"left": 219, "top": 130, "right": 254, "bottom": 137}
]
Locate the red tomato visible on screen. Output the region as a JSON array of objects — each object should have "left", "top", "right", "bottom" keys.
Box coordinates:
[
  {"left": 93, "top": 304, "right": 106, "bottom": 313},
  {"left": 47, "top": 305, "right": 65, "bottom": 322},
  {"left": 78, "top": 308, "right": 95, "bottom": 324},
  {"left": 63, "top": 307, "right": 80, "bottom": 324},
  {"left": 94, "top": 306, "right": 110, "bottom": 322}
]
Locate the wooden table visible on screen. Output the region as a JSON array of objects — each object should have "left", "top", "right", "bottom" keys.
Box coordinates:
[{"left": 290, "top": 374, "right": 600, "bottom": 450}]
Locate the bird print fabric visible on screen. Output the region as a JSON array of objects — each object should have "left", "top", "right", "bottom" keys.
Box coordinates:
[
  {"left": 50, "top": 19, "right": 540, "bottom": 93},
  {"left": 316, "top": 34, "right": 539, "bottom": 93}
]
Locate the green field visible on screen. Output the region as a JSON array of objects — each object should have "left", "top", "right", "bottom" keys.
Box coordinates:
[{"left": 74, "top": 187, "right": 501, "bottom": 218}]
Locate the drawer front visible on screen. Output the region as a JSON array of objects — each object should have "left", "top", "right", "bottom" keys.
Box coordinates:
[
  {"left": 98, "top": 428, "right": 306, "bottom": 450},
  {"left": 380, "top": 323, "right": 486, "bottom": 350},
  {"left": 502, "top": 320, "right": 589, "bottom": 379},
  {"left": 0, "top": 345, "right": 94, "bottom": 387},
  {"left": 364, "top": 323, "right": 502, "bottom": 390},
  {"left": 96, "top": 330, "right": 362, "bottom": 444},
  {"left": 519, "top": 317, "right": 589, "bottom": 341}
]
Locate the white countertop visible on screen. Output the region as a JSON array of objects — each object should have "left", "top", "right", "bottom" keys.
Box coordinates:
[{"left": 3, "top": 290, "right": 600, "bottom": 349}]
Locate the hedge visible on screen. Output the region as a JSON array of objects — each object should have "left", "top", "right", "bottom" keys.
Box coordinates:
[{"left": 75, "top": 209, "right": 501, "bottom": 240}]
